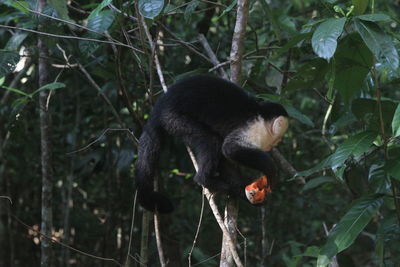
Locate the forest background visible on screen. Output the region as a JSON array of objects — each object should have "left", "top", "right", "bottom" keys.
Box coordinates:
[{"left": 0, "top": 0, "right": 400, "bottom": 266}]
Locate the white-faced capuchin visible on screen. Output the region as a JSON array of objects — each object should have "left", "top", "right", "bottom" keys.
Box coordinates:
[{"left": 135, "top": 75, "right": 289, "bottom": 213}]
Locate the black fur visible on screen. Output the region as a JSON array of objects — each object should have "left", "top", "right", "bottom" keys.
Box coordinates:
[{"left": 135, "top": 75, "right": 288, "bottom": 213}]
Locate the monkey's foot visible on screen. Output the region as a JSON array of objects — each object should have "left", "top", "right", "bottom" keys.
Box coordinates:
[{"left": 245, "top": 176, "right": 272, "bottom": 204}]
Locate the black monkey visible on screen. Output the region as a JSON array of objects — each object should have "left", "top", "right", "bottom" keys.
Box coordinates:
[{"left": 135, "top": 75, "right": 289, "bottom": 213}]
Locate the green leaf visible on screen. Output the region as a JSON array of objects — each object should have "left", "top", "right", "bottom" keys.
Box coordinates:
[
  {"left": 87, "top": 10, "right": 115, "bottom": 33},
  {"left": 139, "top": 0, "right": 164, "bottom": 19},
  {"left": 333, "top": 34, "right": 373, "bottom": 103},
  {"left": 184, "top": 1, "right": 199, "bottom": 22},
  {"left": 284, "top": 105, "right": 315, "bottom": 127},
  {"left": 392, "top": 104, "right": 400, "bottom": 137},
  {"left": 5, "top": 32, "right": 28, "bottom": 51},
  {"left": 312, "top": 18, "right": 346, "bottom": 60},
  {"left": 317, "top": 194, "right": 384, "bottom": 267},
  {"left": 0, "top": 51, "right": 20, "bottom": 77},
  {"left": 385, "top": 160, "right": 400, "bottom": 181},
  {"left": 2, "top": 86, "right": 29, "bottom": 97},
  {"left": 48, "top": 0, "right": 71, "bottom": 21},
  {"left": 296, "top": 131, "right": 376, "bottom": 177},
  {"left": 354, "top": 19, "right": 399, "bottom": 70},
  {"left": 30, "top": 82, "right": 66, "bottom": 96},
  {"left": 88, "top": 0, "right": 112, "bottom": 20},
  {"left": 276, "top": 33, "right": 311, "bottom": 55},
  {"left": 303, "top": 176, "right": 337, "bottom": 191},
  {"left": 79, "top": 40, "right": 100, "bottom": 56},
  {"left": 352, "top": 0, "right": 368, "bottom": 15},
  {"left": 330, "top": 131, "right": 377, "bottom": 168},
  {"left": 357, "top": 14, "right": 391, "bottom": 22},
  {"left": 10, "top": 1, "right": 29, "bottom": 13},
  {"left": 217, "top": 0, "right": 237, "bottom": 20}
]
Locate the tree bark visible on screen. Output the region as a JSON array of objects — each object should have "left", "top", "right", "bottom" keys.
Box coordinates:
[{"left": 38, "top": 0, "right": 53, "bottom": 266}]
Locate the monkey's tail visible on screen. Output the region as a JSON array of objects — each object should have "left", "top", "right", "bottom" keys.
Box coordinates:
[{"left": 135, "top": 118, "right": 174, "bottom": 213}]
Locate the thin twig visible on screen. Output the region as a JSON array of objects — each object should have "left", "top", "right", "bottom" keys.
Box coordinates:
[
  {"left": 77, "top": 63, "right": 125, "bottom": 126},
  {"left": 0, "top": 25, "right": 143, "bottom": 53},
  {"left": 125, "top": 190, "right": 138, "bottom": 266},
  {"left": 11, "top": 214, "right": 123, "bottom": 266},
  {"left": 188, "top": 187, "right": 206, "bottom": 266},
  {"left": 66, "top": 128, "right": 136, "bottom": 155},
  {"left": 198, "top": 34, "right": 228, "bottom": 79}
]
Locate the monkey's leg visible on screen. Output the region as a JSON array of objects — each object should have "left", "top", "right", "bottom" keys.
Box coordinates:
[{"left": 162, "top": 113, "right": 228, "bottom": 192}]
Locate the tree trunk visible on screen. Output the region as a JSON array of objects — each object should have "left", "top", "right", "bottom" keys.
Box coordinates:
[{"left": 38, "top": 0, "right": 53, "bottom": 266}]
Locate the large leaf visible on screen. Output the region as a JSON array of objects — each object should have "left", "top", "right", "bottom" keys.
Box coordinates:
[
  {"left": 88, "top": 0, "right": 112, "bottom": 20},
  {"left": 0, "top": 51, "right": 20, "bottom": 77},
  {"left": 296, "top": 131, "right": 376, "bottom": 177},
  {"left": 352, "top": 0, "right": 368, "bottom": 15},
  {"left": 284, "top": 105, "right": 314, "bottom": 127},
  {"left": 330, "top": 131, "right": 377, "bottom": 169},
  {"left": 184, "top": 0, "right": 199, "bottom": 22},
  {"left": 333, "top": 34, "right": 373, "bottom": 103},
  {"left": 317, "top": 194, "right": 384, "bottom": 267},
  {"left": 30, "top": 82, "right": 66, "bottom": 96},
  {"left": 357, "top": 14, "right": 391, "bottom": 22},
  {"left": 352, "top": 98, "right": 397, "bottom": 132},
  {"left": 385, "top": 159, "right": 400, "bottom": 181},
  {"left": 87, "top": 10, "right": 115, "bottom": 33},
  {"left": 392, "top": 104, "right": 400, "bottom": 137},
  {"left": 48, "top": 0, "right": 70, "bottom": 21},
  {"left": 139, "top": 0, "right": 164, "bottom": 19},
  {"left": 312, "top": 18, "right": 346, "bottom": 60},
  {"left": 302, "top": 176, "right": 337, "bottom": 191},
  {"left": 354, "top": 19, "right": 399, "bottom": 70}
]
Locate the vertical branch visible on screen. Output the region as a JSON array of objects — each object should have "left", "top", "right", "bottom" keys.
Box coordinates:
[
  {"left": 38, "top": 0, "right": 53, "bottom": 266},
  {"left": 139, "top": 210, "right": 151, "bottom": 266},
  {"left": 186, "top": 148, "right": 243, "bottom": 267},
  {"left": 220, "top": 0, "right": 250, "bottom": 266},
  {"left": 230, "top": 0, "right": 250, "bottom": 85},
  {"left": 136, "top": 10, "right": 167, "bottom": 267}
]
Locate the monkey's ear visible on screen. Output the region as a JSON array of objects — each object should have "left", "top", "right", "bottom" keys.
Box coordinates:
[{"left": 271, "top": 116, "right": 288, "bottom": 136}]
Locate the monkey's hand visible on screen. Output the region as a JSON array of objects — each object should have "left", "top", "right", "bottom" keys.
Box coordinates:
[{"left": 245, "top": 176, "right": 272, "bottom": 204}]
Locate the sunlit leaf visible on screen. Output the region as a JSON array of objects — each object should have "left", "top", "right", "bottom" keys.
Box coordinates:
[
  {"left": 139, "top": 0, "right": 164, "bottom": 19},
  {"left": 317, "top": 194, "right": 384, "bottom": 267},
  {"left": 312, "top": 18, "right": 346, "bottom": 60}
]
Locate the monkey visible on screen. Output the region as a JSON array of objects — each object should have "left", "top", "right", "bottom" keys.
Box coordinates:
[{"left": 135, "top": 75, "right": 289, "bottom": 213}]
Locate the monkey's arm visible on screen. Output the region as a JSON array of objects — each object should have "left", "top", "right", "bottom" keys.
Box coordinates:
[{"left": 222, "top": 141, "right": 277, "bottom": 180}]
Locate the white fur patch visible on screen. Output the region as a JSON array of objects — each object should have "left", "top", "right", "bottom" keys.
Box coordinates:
[{"left": 243, "top": 116, "right": 270, "bottom": 149}]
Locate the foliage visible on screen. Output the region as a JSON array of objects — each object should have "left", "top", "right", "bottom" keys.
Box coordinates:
[{"left": 0, "top": 0, "right": 399, "bottom": 266}]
